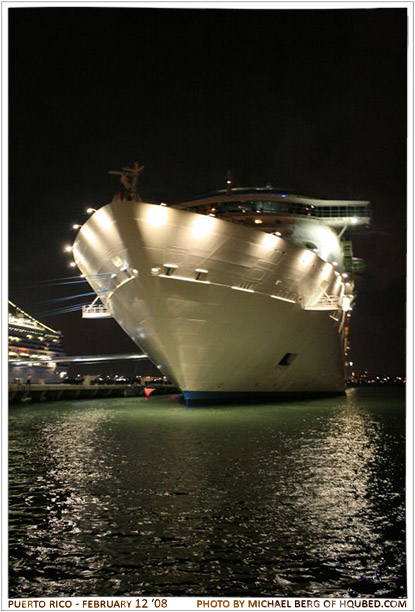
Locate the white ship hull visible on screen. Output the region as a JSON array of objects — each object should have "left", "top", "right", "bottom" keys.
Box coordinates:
[{"left": 73, "top": 201, "right": 347, "bottom": 403}]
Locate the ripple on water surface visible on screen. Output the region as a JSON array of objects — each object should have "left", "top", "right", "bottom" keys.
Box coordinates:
[{"left": 9, "top": 387, "right": 406, "bottom": 597}]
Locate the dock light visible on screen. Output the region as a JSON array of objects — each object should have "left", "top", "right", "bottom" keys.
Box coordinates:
[
  {"left": 351, "top": 217, "right": 358, "bottom": 224},
  {"left": 72, "top": 224, "right": 81, "bottom": 230},
  {"left": 274, "top": 231, "right": 282, "bottom": 236},
  {"left": 86, "top": 208, "right": 96, "bottom": 214},
  {"left": 64, "top": 245, "right": 72, "bottom": 253},
  {"left": 342, "top": 272, "right": 348, "bottom": 278},
  {"left": 227, "top": 180, "right": 232, "bottom": 185},
  {"left": 69, "top": 262, "right": 76, "bottom": 268},
  {"left": 254, "top": 219, "right": 263, "bottom": 224},
  {"left": 160, "top": 202, "right": 167, "bottom": 207},
  {"left": 332, "top": 261, "right": 338, "bottom": 267},
  {"left": 345, "top": 282, "right": 351, "bottom": 287}
]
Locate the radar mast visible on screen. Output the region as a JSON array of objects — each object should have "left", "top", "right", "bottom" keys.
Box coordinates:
[{"left": 109, "top": 161, "right": 145, "bottom": 201}]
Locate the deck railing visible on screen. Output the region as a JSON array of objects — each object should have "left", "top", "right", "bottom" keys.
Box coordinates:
[
  {"left": 304, "top": 295, "right": 341, "bottom": 310},
  {"left": 82, "top": 305, "right": 112, "bottom": 318}
]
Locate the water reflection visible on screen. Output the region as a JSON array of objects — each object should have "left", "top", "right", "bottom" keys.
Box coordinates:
[{"left": 9, "top": 389, "right": 405, "bottom": 597}]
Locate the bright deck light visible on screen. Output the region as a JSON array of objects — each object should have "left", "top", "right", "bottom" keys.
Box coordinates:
[
  {"left": 95, "top": 209, "right": 113, "bottom": 230},
  {"left": 72, "top": 224, "right": 81, "bottom": 230},
  {"left": 351, "top": 217, "right": 358, "bottom": 224},
  {"left": 342, "top": 296, "right": 352, "bottom": 311},
  {"left": 64, "top": 245, "right": 72, "bottom": 253},
  {"left": 254, "top": 219, "right": 263, "bottom": 224},
  {"left": 86, "top": 208, "right": 96, "bottom": 214},
  {"left": 192, "top": 215, "right": 215, "bottom": 238},
  {"left": 301, "top": 249, "right": 315, "bottom": 265},
  {"left": 261, "top": 233, "right": 279, "bottom": 249},
  {"left": 321, "top": 263, "right": 333, "bottom": 281},
  {"left": 147, "top": 205, "right": 168, "bottom": 226},
  {"left": 69, "top": 262, "right": 76, "bottom": 268}
]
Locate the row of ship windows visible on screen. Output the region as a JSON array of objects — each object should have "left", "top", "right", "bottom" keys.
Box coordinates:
[
  {"left": 9, "top": 325, "right": 60, "bottom": 341},
  {"left": 9, "top": 333, "right": 61, "bottom": 343},
  {"left": 189, "top": 201, "right": 369, "bottom": 217}
]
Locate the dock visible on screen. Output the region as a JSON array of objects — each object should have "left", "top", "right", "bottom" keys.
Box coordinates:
[{"left": 9, "top": 382, "right": 180, "bottom": 404}]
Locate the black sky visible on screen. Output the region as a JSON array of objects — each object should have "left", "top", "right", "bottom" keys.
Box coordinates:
[{"left": 9, "top": 7, "right": 407, "bottom": 375}]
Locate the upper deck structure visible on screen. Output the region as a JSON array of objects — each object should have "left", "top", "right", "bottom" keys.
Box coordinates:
[{"left": 175, "top": 186, "right": 370, "bottom": 230}]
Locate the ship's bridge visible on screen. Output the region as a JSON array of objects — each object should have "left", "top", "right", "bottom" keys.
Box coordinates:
[
  {"left": 175, "top": 188, "right": 371, "bottom": 229},
  {"left": 174, "top": 187, "right": 370, "bottom": 269}
]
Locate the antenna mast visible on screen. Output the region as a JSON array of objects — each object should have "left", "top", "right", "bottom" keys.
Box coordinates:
[
  {"left": 109, "top": 161, "right": 145, "bottom": 201},
  {"left": 226, "top": 170, "right": 233, "bottom": 196}
]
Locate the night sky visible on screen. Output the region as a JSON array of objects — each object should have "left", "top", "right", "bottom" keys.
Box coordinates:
[{"left": 9, "top": 6, "right": 407, "bottom": 376}]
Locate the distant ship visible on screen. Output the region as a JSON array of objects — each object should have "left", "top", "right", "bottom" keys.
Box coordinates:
[
  {"left": 72, "top": 164, "right": 370, "bottom": 404},
  {"left": 8, "top": 301, "right": 67, "bottom": 383}
]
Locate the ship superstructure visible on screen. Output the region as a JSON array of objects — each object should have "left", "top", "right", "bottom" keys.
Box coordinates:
[
  {"left": 8, "top": 301, "right": 67, "bottom": 383},
  {"left": 72, "top": 164, "right": 370, "bottom": 404}
]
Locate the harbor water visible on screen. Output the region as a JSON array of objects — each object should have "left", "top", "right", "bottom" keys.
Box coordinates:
[{"left": 9, "top": 387, "right": 406, "bottom": 598}]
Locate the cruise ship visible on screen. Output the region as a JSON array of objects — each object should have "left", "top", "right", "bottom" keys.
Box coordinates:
[
  {"left": 8, "top": 301, "right": 67, "bottom": 383},
  {"left": 72, "top": 163, "right": 370, "bottom": 404}
]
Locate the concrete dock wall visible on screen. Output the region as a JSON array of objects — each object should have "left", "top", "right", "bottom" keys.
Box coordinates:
[{"left": 9, "top": 383, "right": 179, "bottom": 404}]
